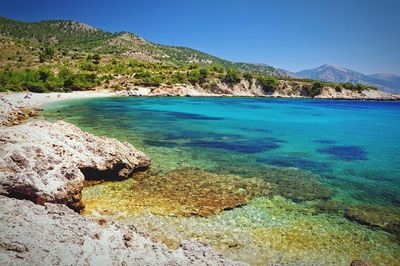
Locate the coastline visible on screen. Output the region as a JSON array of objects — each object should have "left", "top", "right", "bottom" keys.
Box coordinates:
[
  {"left": 0, "top": 90, "right": 245, "bottom": 265},
  {"left": 1, "top": 90, "right": 399, "bottom": 265}
]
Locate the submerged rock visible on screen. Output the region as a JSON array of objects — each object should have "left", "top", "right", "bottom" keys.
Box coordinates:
[
  {"left": 214, "top": 164, "right": 334, "bottom": 202},
  {"left": 345, "top": 205, "right": 400, "bottom": 240},
  {"left": 350, "top": 260, "right": 371, "bottom": 266},
  {"left": 0, "top": 120, "right": 150, "bottom": 211},
  {"left": 132, "top": 168, "right": 271, "bottom": 216},
  {"left": 0, "top": 195, "right": 244, "bottom": 266},
  {"left": 84, "top": 168, "right": 271, "bottom": 217}
]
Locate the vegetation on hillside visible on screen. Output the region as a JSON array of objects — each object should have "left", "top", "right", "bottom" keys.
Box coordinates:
[{"left": 0, "top": 17, "right": 378, "bottom": 95}]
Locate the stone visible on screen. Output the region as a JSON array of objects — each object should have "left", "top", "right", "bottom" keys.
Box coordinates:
[
  {"left": 0, "top": 195, "right": 245, "bottom": 266},
  {"left": 0, "top": 120, "right": 150, "bottom": 211}
]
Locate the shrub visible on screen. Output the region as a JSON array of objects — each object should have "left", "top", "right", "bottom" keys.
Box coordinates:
[
  {"left": 187, "top": 69, "right": 202, "bottom": 84},
  {"left": 211, "top": 65, "right": 224, "bottom": 73},
  {"left": 306, "top": 81, "right": 323, "bottom": 98},
  {"left": 92, "top": 53, "right": 101, "bottom": 64},
  {"left": 243, "top": 72, "right": 253, "bottom": 81},
  {"left": 257, "top": 75, "right": 278, "bottom": 92},
  {"left": 79, "top": 61, "right": 98, "bottom": 71},
  {"left": 170, "top": 72, "right": 187, "bottom": 84},
  {"left": 39, "top": 46, "right": 54, "bottom": 62},
  {"left": 224, "top": 68, "right": 241, "bottom": 84},
  {"left": 341, "top": 82, "right": 377, "bottom": 92}
]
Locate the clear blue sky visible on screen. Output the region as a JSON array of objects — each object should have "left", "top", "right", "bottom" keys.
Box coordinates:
[{"left": 1, "top": 0, "right": 399, "bottom": 74}]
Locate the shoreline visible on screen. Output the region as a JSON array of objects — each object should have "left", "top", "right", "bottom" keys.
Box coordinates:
[
  {"left": 1, "top": 88, "right": 399, "bottom": 115},
  {"left": 0, "top": 90, "right": 246, "bottom": 265},
  {"left": 1, "top": 90, "right": 396, "bottom": 265}
]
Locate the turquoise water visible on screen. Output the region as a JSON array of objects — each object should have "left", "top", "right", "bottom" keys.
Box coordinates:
[{"left": 44, "top": 97, "right": 400, "bottom": 265}]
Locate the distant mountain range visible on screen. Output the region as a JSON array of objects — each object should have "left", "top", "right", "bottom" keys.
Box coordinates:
[{"left": 295, "top": 64, "right": 400, "bottom": 94}]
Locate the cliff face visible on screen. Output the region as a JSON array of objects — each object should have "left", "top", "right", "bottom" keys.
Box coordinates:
[{"left": 116, "top": 78, "right": 400, "bottom": 100}]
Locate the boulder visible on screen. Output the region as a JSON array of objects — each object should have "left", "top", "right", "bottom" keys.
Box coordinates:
[{"left": 0, "top": 120, "right": 150, "bottom": 211}]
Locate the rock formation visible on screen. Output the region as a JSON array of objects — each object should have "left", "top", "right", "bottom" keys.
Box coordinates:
[
  {"left": 0, "top": 120, "right": 150, "bottom": 210},
  {"left": 0, "top": 195, "right": 244, "bottom": 265}
]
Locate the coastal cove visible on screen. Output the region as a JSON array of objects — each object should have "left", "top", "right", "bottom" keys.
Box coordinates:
[{"left": 43, "top": 96, "right": 400, "bottom": 265}]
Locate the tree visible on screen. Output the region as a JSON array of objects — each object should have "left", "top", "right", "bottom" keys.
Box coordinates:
[
  {"left": 39, "top": 46, "right": 54, "bottom": 62},
  {"left": 92, "top": 53, "right": 101, "bottom": 64},
  {"left": 224, "top": 68, "right": 241, "bottom": 84},
  {"left": 257, "top": 75, "right": 278, "bottom": 93},
  {"left": 243, "top": 72, "right": 253, "bottom": 81}
]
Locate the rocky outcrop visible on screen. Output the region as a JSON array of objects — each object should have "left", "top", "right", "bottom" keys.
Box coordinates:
[
  {"left": 0, "top": 120, "right": 150, "bottom": 211},
  {"left": 0, "top": 96, "right": 42, "bottom": 126},
  {"left": 0, "top": 195, "right": 245, "bottom": 266},
  {"left": 114, "top": 78, "right": 400, "bottom": 100}
]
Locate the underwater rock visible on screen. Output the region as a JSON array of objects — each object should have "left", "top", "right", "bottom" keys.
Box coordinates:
[
  {"left": 165, "top": 111, "right": 223, "bottom": 120},
  {"left": 350, "top": 260, "right": 371, "bottom": 266},
  {"left": 317, "top": 145, "right": 368, "bottom": 161},
  {"left": 130, "top": 168, "right": 271, "bottom": 216},
  {"left": 0, "top": 195, "right": 244, "bottom": 266},
  {"left": 0, "top": 120, "right": 150, "bottom": 211},
  {"left": 313, "top": 200, "right": 345, "bottom": 215},
  {"left": 214, "top": 164, "right": 334, "bottom": 202},
  {"left": 185, "top": 138, "right": 281, "bottom": 154},
  {"left": 84, "top": 168, "right": 271, "bottom": 217},
  {"left": 257, "top": 155, "right": 332, "bottom": 173},
  {"left": 345, "top": 205, "right": 400, "bottom": 240}
]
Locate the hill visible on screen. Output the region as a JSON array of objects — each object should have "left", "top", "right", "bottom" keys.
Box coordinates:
[
  {"left": 0, "top": 17, "right": 280, "bottom": 75},
  {"left": 296, "top": 64, "right": 400, "bottom": 94},
  {"left": 0, "top": 17, "right": 398, "bottom": 100}
]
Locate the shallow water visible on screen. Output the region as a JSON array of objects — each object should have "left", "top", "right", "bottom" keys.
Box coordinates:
[{"left": 44, "top": 97, "right": 400, "bottom": 265}]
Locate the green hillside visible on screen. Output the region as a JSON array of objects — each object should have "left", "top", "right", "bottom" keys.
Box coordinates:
[
  {"left": 0, "top": 17, "right": 279, "bottom": 74},
  {"left": 0, "top": 17, "right": 376, "bottom": 96}
]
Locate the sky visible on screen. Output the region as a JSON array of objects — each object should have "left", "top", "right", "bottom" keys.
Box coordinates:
[{"left": 1, "top": 0, "right": 399, "bottom": 75}]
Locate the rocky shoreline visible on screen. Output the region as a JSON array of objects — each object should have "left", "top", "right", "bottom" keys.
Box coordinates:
[
  {"left": 0, "top": 91, "right": 245, "bottom": 265},
  {"left": 112, "top": 80, "right": 400, "bottom": 100},
  {"left": 0, "top": 90, "right": 395, "bottom": 265}
]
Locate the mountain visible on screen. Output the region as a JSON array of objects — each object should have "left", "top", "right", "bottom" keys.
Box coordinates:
[
  {"left": 296, "top": 64, "right": 400, "bottom": 94},
  {"left": 0, "top": 17, "right": 282, "bottom": 76}
]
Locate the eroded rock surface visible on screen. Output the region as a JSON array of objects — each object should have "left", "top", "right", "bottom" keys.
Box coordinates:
[
  {"left": 0, "top": 196, "right": 245, "bottom": 266},
  {"left": 0, "top": 120, "right": 150, "bottom": 210}
]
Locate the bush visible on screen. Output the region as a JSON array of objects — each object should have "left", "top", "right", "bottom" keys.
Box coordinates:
[
  {"left": 0, "top": 67, "right": 99, "bottom": 92},
  {"left": 135, "top": 71, "right": 164, "bottom": 86},
  {"left": 92, "top": 53, "right": 101, "bottom": 64},
  {"left": 170, "top": 72, "right": 187, "bottom": 84},
  {"left": 79, "top": 61, "right": 98, "bottom": 71},
  {"left": 224, "top": 68, "right": 241, "bottom": 84},
  {"left": 257, "top": 75, "right": 278, "bottom": 92},
  {"left": 187, "top": 69, "right": 204, "bottom": 85},
  {"left": 39, "top": 46, "right": 54, "bottom": 62},
  {"left": 211, "top": 65, "right": 224, "bottom": 73},
  {"left": 309, "top": 82, "right": 323, "bottom": 97},
  {"left": 342, "top": 82, "right": 376, "bottom": 92},
  {"left": 243, "top": 72, "right": 253, "bottom": 81}
]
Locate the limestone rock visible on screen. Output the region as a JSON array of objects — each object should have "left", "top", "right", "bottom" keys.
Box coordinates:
[
  {"left": 0, "top": 120, "right": 150, "bottom": 210},
  {"left": 0, "top": 196, "right": 245, "bottom": 266}
]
